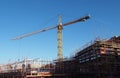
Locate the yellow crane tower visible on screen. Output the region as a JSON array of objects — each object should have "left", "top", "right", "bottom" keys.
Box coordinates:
[{"left": 12, "top": 15, "right": 90, "bottom": 61}]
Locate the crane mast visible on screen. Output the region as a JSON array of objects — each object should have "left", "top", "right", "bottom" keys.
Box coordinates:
[
  {"left": 57, "top": 15, "right": 63, "bottom": 61},
  {"left": 12, "top": 15, "right": 90, "bottom": 61}
]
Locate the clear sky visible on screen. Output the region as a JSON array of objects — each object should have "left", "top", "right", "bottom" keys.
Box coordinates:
[{"left": 0, "top": 0, "right": 120, "bottom": 64}]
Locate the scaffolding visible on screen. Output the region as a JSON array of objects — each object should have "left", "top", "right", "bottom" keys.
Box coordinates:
[
  {"left": 0, "top": 58, "right": 55, "bottom": 78},
  {"left": 54, "top": 36, "right": 120, "bottom": 78},
  {"left": 70, "top": 36, "right": 120, "bottom": 78}
]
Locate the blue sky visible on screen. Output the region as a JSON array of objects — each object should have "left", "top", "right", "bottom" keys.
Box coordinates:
[{"left": 0, "top": 0, "right": 120, "bottom": 64}]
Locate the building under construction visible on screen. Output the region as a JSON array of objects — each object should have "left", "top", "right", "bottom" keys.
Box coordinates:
[
  {"left": 0, "top": 36, "right": 120, "bottom": 78},
  {"left": 60, "top": 36, "right": 120, "bottom": 78}
]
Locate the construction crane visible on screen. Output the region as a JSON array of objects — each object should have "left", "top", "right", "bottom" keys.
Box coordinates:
[{"left": 12, "top": 15, "right": 90, "bottom": 61}]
